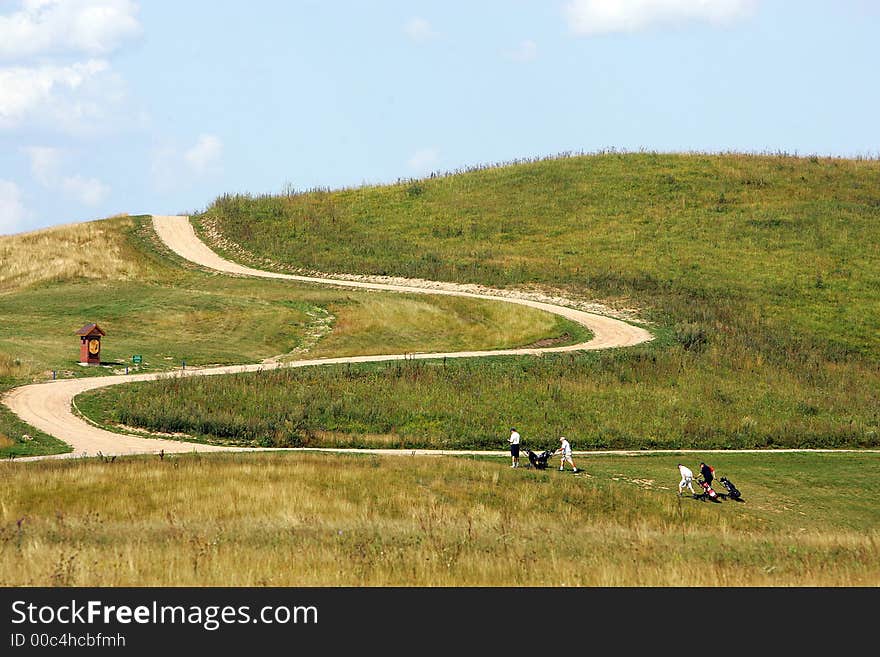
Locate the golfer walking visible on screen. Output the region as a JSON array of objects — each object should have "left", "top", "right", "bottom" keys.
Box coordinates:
[
  {"left": 678, "top": 463, "right": 696, "bottom": 495},
  {"left": 700, "top": 461, "right": 715, "bottom": 486},
  {"left": 508, "top": 427, "right": 521, "bottom": 468},
  {"left": 555, "top": 436, "right": 578, "bottom": 472}
]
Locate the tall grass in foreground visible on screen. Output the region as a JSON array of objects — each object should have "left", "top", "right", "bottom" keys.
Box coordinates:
[{"left": 1, "top": 452, "right": 877, "bottom": 586}]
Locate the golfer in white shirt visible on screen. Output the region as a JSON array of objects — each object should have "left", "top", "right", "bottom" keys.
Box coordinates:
[
  {"left": 678, "top": 463, "right": 696, "bottom": 495},
  {"left": 508, "top": 428, "right": 521, "bottom": 468},
  {"left": 555, "top": 436, "right": 578, "bottom": 472}
]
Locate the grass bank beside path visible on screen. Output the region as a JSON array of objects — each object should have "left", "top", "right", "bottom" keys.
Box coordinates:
[
  {"left": 0, "top": 404, "right": 70, "bottom": 457},
  {"left": 1, "top": 216, "right": 581, "bottom": 458},
  {"left": 1, "top": 451, "right": 877, "bottom": 586},
  {"left": 76, "top": 347, "right": 878, "bottom": 450}
]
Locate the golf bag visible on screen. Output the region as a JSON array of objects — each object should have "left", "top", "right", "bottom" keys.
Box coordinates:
[
  {"left": 694, "top": 478, "right": 722, "bottom": 503},
  {"left": 719, "top": 476, "right": 744, "bottom": 502},
  {"left": 526, "top": 449, "right": 553, "bottom": 470}
]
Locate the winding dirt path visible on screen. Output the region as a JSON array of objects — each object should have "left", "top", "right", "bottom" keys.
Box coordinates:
[{"left": 5, "top": 215, "right": 658, "bottom": 460}]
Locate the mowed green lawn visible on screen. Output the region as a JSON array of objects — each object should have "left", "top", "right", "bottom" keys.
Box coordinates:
[
  {"left": 1, "top": 451, "right": 877, "bottom": 586},
  {"left": 0, "top": 279, "right": 580, "bottom": 375}
]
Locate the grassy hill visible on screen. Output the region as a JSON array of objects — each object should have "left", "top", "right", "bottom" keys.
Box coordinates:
[
  {"left": 195, "top": 152, "right": 880, "bottom": 362},
  {"left": 0, "top": 216, "right": 577, "bottom": 457},
  {"left": 88, "top": 152, "right": 877, "bottom": 450}
]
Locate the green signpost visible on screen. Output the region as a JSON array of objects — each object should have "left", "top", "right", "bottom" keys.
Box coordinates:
[{"left": 132, "top": 355, "right": 143, "bottom": 364}]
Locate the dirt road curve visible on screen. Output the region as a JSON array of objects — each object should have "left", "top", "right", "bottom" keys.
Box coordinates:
[{"left": 5, "top": 215, "right": 658, "bottom": 460}]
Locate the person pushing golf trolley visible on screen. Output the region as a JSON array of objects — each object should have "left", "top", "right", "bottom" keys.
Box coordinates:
[{"left": 554, "top": 436, "right": 578, "bottom": 472}]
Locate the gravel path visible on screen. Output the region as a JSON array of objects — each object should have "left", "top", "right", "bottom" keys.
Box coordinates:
[{"left": 5, "top": 215, "right": 658, "bottom": 460}]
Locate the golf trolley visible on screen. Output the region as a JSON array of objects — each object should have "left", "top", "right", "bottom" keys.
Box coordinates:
[
  {"left": 718, "top": 476, "right": 744, "bottom": 502},
  {"left": 694, "top": 477, "right": 722, "bottom": 503},
  {"left": 526, "top": 448, "right": 553, "bottom": 470}
]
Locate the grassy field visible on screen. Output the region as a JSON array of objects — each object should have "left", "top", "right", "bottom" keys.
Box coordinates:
[
  {"left": 0, "top": 278, "right": 580, "bottom": 374},
  {"left": 89, "top": 152, "right": 876, "bottom": 451},
  {"left": 0, "top": 216, "right": 578, "bottom": 457},
  {"left": 1, "top": 451, "right": 877, "bottom": 586},
  {"left": 0, "top": 215, "right": 145, "bottom": 294}
]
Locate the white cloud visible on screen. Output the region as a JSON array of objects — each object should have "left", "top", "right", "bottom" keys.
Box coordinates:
[
  {"left": 22, "top": 145, "right": 110, "bottom": 206},
  {"left": 61, "top": 174, "right": 110, "bottom": 206},
  {"left": 0, "top": 0, "right": 141, "bottom": 59},
  {"left": 152, "top": 134, "right": 224, "bottom": 192},
  {"left": 408, "top": 148, "right": 439, "bottom": 174},
  {"left": 403, "top": 17, "right": 436, "bottom": 42},
  {"left": 0, "top": 180, "right": 27, "bottom": 234},
  {"left": 507, "top": 39, "right": 538, "bottom": 62},
  {"left": 184, "top": 134, "right": 223, "bottom": 175},
  {"left": 22, "top": 145, "right": 62, "bottom": 185},
  {"left": 0, "top": 59, "right": 117, "bottom": 131},
  {"left": 564, "top": 0, "right": 757, "bottom": 35},
  {"left": 0, "top": 2, "right": 138, "bottom": 134}
]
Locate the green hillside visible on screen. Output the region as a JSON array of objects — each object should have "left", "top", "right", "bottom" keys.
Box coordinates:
[
  {"left": 195, "top": 152, "right": 880, "bottom": 362},
  {"left": 5, "top": 154, "right": 879, "bottom": 587},
  {"left": 106, "top": 151, "right": 875, "bottom": 450}
]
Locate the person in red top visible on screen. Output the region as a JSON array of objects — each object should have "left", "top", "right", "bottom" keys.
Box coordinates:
[{"left": 700, "top": 462, "right": 715, "bottom": 486}]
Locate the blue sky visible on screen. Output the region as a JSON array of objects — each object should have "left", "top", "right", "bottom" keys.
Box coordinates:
[{"left": 1, "top": 0, "right": 878, "bottom": 234}]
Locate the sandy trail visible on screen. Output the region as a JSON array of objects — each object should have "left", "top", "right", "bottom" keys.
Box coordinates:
[{"left": 5, "top": 215, "right": 654, "bottom": 460}]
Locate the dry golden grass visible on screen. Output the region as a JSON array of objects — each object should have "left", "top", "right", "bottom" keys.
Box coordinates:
[
  {"left": 1, "top": 452, "right": 877, "bottom": 586},
  {"left": 307, "top": 293, "right": 578, "bottom": 358},
  {"left": 0, "top": 215, "right": 143, "bottom": 293},
  {"left": 311, "top": 430, "right": 402, "bottom": 447},
  {"left": 0, "top": 353, "right": 34, "bottom": 379}
]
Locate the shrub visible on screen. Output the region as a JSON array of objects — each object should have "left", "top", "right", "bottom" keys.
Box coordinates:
[{"left": 674, "top": 323, "right": 709, "bottom": 352}]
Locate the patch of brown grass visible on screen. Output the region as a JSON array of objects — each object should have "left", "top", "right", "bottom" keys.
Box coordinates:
[
  {"left": 310, "top": 430, "right": 402, "bottom": 447},
  {"left": 0, "top": 353, "right": 34, "bottom": 379},
  {"left": 0, "top": 215, "right": 144, "bottom": 293},
  {"left": 308, "top": 294, "right": 573, "bottom": 358}
]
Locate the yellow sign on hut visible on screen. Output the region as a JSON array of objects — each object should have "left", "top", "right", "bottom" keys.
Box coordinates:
[{"left": 76, "top": 323, "right": 105, "bottom": 365}]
